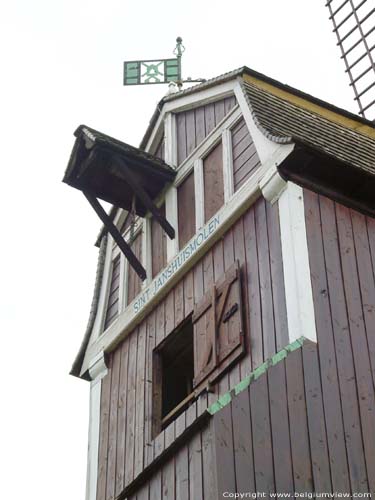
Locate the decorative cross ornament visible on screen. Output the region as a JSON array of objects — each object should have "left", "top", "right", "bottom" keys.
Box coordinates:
[{"left": 123, "top": 37, "right": 205, "bottom": 89}]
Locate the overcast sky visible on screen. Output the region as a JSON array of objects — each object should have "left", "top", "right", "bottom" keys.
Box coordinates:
[{"left": 0, "top": 1, "right": 358, "bottom": 499}]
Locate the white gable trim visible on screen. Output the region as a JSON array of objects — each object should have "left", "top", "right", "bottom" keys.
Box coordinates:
[
  {"left": 234, "top": 79, "right": 282, "bottom": 164},
  {"left": 278, "top": 182, "right": 317, "bottom": 343},
  {"left": 85, "top": 351, "right": 107, "bottom": 500},
  {"left": 144, "top": 80, "right": 237, "bottom": 152}
]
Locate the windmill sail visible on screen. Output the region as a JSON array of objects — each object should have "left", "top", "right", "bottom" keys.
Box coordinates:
[{"left": 326, "top": 0, "right": 375, "bottom": 119}]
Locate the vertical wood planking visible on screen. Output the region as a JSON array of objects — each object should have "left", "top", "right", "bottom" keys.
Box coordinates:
[
  {"left": 231, "top": 117, "right": 261, "bottom": 192},
  {"left": 149, "top": 472, "right": 162, "bottom": 500},
  {"left": 214, "top": 100, "right": 225, "bottom": 123},
  {"left": 336, "top": 203, "right": 375, "bottom": 491},
  {"left": 302, "top": 341, "right": 332, "bottom": 492},
  {"left": 304, "top": 190, "right": 350, "bottom": 491},
  {"left": 266, "top": 202, "right": 289, "bottom": 351},
  {"left": 151, "top": 204, "right": 167, "bottom": 278},
  {"left": 204, "top": 103, "right": 216, "bottom": 136},
  {"left": 213, "top": 402, "right": 236, "bottom": 497},
  {"left": 243, "top": 206, "right": 262, "bottom": 369},
  {"left": 162, "top": 458, "right": 175, "bottom": 500},
  {"left": 223, "top": 228, "right": 241, "bottom": 388},
  {"left": 351, "top": 210, "right": 375, "bottom": 386},
  {"left": 255, "top": 198, "right": 276, "bottom": 360},
  {"left": 175, "top": 97, "right": 236, "bottom": 165},
  {"left": 195, "top": 106, "right": 206, "bottom": 146},
  {"left": 97, "top": 365, "right": 112, "bottom": 500},
  {"left": 106, "top": 349, "right": 121, "bottom": 500},
  {"left": 174, "top": 280, "right": 184, "bottom": 327},
  {"left": 177, "top": 113, "right": 187, "bottom": 165},
  {"left": 187, "top": 403, "right": 203, "bottom": 500},
  {"left": 144, "top": 312, "right": 156, "bottom": 467},
  {"left": 134, "top": 323, "right": 147, "bottom": 477},
  {"left": 127, "top": 233, "right": 142, "bottom": 305},
  {"left": 318, "top": 195, "right": 368, "bottom": 492},
  {"left": 231, "top": 387, "right": 255, "bottom": 493},
  {"left": 203, "top": 141, "right": 225, "bottom": 223},
  {"left": 268, "top": 361, "right": 294, "bottom": 494},
  {"left": 201, "top": 422, "right": 216, "bottom": 500},
  {"left": 224, "top": 95, "right": 236, "bottom": 114},
  {"left": 183, "top": 270, "right": 194, "bottom": 317},
  {"left": 185, "top": 109, "right": 196, "bottom": 157},
  {"left": 115, "top": 340, "right": 129, "bottom": 496},
  {"left": 285, "top": 348, "right": 313, "bottom": 493},
  {"left": 96, "top": 198, "right": 292, "bottom": 495},
  {"left": 176, "top": 442, "right": 189, "bottom": 500},
  {"left": 154, "top": 302, "right": 165, "bottom": 458},
  {"left": 125, "top": 330, "right": 138, "bottom": 486},
  {"left": 250, "top": 376, "right": 275, "bottom": 494},
  {"left": 178, "top": 172, "right": 196, "bottom": 250}
]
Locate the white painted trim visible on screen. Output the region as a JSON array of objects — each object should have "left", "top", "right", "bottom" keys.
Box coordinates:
[
  {"left": 88, "top": 350, "right": 108, "bottom": 380},
  {"left": 85, "top": 378, "right": 101, "bottom": 500},
  {"left": 91, "top": 234, "right": 114, "bottom": 342},
  {"left": 278, "top": 182, "right": 317, "bottom": 343},
  {"left": 194, "top": 158, "right": 205, "bottom": 230},
  {"left": 145, "top": 81, "right": 237, "bottom": 153},
  {"left": 119, "top": 252, "right": 126, "bottom": 313},
  {"left": 222, "top": 128, "right": 234, "bottom": 202},
  {"left": 234, "top": 79, "right": 282, "bottom": 165},
  {"left": 259, "top": 164, "right": 287, "bottom": 204},
  {"left": 165, "top": 186, "right": 179, "bottom": 260},
  {"left": 141, "top": 220, "right": 148, "bottom": 290},
  {"left": 144, "top": 216, "right": 152, "bottom": 285},
  {"left": 163, "top": 80, "right": 237, "bottom": 114},
  {"left": 164, "top": 112, "right": 177, "bottom": 168},
  {"left": 86, "top": 352, "right": 107, "bottom": 500}
]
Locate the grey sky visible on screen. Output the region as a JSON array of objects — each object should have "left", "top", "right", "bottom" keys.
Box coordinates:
[{"left": 0, "top": 1, "right": 356, "bottom": 498}]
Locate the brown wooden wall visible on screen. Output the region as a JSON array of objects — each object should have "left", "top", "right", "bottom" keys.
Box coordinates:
[
  {"left": 231, "top": 117, "right": 261, "bottom": 192},
  {"left": 303, "top": 190, "right": 375, "bottom": 494},
  {"left": 176, "top": 96, "right": 236, "bottom": 164},
  {"left": 96, "top": 195, "right": 289, "bottom": 500},
  {"left": 212, "top": 338, "right": 375, "bottom": 497}
]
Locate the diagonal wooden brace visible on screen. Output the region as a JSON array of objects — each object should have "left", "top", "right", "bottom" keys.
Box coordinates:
[
  {"left": 84, "top": 191, "right": 147, "bottom": 281},
  {"left": 114, "top": 157, "right": 175, "bottom": 239}
]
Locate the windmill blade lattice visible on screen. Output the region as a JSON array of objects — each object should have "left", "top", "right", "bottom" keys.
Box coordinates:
[{"left": 326, "top": 0, "right": 375, "bottom": 119}]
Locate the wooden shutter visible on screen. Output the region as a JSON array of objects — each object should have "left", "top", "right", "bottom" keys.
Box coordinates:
[{"left": 192, "top": 260, "right": 245, "bottom": 388}]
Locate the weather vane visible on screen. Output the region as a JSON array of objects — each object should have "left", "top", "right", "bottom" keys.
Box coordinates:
[{"left": 123, "top": 37, "right": 205, "bottom": 90}]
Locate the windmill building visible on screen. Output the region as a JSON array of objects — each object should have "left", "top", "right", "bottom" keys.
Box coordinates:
[{"left": 64, "top": 66, "right": 375, "bottom": 499}]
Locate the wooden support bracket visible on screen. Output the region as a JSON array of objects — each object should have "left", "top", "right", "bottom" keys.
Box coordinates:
[
  {"left": 84, "top": 191, "right": 147, "bottom": 281},
  {"left": 114, "top": 157, "right": 176, "bottom": 240}
]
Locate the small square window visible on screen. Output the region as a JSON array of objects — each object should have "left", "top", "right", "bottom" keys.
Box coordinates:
[{"left": 152, "top": 318, "right": 194, "bottom": 437}]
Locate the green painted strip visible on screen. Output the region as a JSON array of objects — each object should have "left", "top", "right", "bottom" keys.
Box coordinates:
[{"left": 207, "top": 336, "right": 306, "bottom": 415}]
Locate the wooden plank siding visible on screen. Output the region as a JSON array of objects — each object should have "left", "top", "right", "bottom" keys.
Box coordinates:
[
  {"left": 127, "top": 231, "right": 142, "bottom": 306},
  {"left": 104, "top": 255, "right": 121, "bottom": 330},
  {"left": 203, "top": 141, "right": 225, "bottom": 223},
  {"left": 231, "top": 117, "right": 261, "bottom": 192},
  {"left": 95, "top": 196, "right": 288, "bottom": 499},
  {"left": 151, "top": 204, "right": 167, "bottom": 278},
  {"left": 176, "top": 96, "right": 236, "bottom": 165},
  {"left": 209, "top": 343, "right": 318, "bottom": 496},
  {"left": 304, "top": 189, "right": 375, "bottom": 494},
  {"left": 212, "top": 336, "right": 374, "bottom": 496}
]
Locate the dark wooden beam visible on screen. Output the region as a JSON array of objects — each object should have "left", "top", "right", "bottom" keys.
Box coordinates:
[
  {"left": 114, "top": 157, "right": 176, "bottom": 239},
  {"left": 84, "top": 191, "right": 147, "bottom": 281},
  {"left": 117, "top": 411, "right": 210, "bottom": 499}
]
